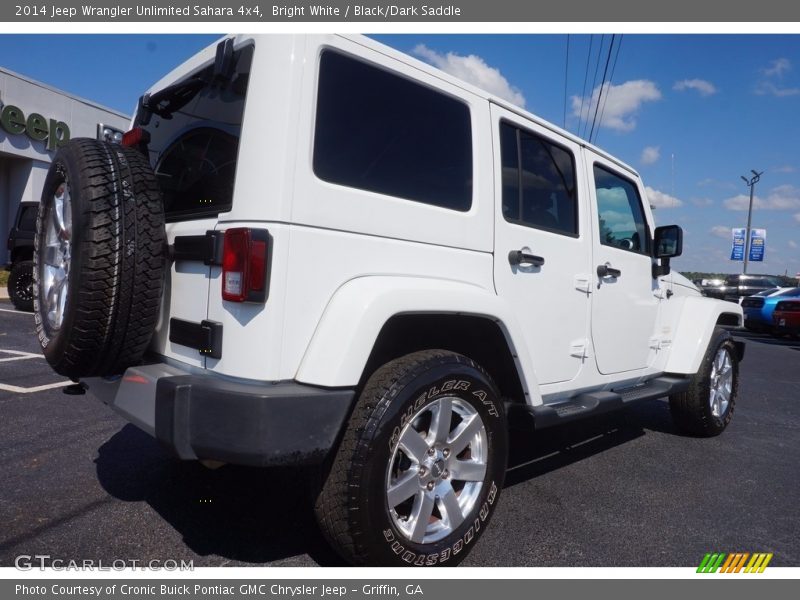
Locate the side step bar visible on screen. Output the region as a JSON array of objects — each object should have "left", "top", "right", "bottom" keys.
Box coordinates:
[{"left": 507, "top": 376, "right": 690, "bottom": 430}]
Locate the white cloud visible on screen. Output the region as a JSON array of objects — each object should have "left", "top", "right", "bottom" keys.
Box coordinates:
[
  {"left": 755, "top": 81, "right": 800, "bottom": 97},
  {"left": 773, "top": 165, "right": 796, "bottom": 174},
  {"left": 673, "top": 79, "right": 717, "bottom": 96},
  {"left": 599, "top": 209, "right": 636, "bottom": 232},
  {"left": 640, "top": 146, "right": 660, "bottom": 165},
  {"left": 764, "top": 58, "right": 791, "bottom": 78},
  {"left": 789, "top": 240, "right": 798, "bottom": 249},
  {"left": 645, "top": 186, "right": 683, "bottom": 208},
  {"left": 795, "top": 213, "right": 800, "bottom": 224},
  {"left": 691, "top": 197, "right": 714, "bottom": 207},
  {"left": 571, "top": 80, "right": 661, "bottom": 133},
  {"left": 413, "top": 44, "right": 526, "bottom": 108},
  {"left": 756, "top": 59, "right": 799, "bottom": 97},
  {"left": 723, "top": 184, "right": 800, "bottom": 211},
  {"left": 711, "top": 225, "right": 731, "bottom": 239}
]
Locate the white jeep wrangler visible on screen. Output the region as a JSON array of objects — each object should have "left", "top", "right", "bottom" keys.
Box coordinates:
[{"left": 32, "top": 34, "right": 744, "bottom": 567}]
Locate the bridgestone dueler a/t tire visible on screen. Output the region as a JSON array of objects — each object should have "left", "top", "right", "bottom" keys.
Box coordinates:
[
  {"left": 33, "top": 138, "right": 166, "bottom": 379},
  {"left": 314, "top": 350, "right": 507, "bottom": 566}
]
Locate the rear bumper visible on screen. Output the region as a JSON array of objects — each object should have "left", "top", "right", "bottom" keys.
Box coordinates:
[{"left": 87, "top": 364, "right": 355, "bottom": 467}]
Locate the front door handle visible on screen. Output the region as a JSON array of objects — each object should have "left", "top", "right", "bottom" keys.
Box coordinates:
[
  {"left": 597, "top": 263, "right": 622, "bottom": 278},
  {"left": 509, "top": 250, "right": 545, "bottom": 267}
]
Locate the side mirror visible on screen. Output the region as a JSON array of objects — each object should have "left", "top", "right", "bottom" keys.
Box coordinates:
[{"left": 652, "top": 225, "right": 683, "bottom": 278}]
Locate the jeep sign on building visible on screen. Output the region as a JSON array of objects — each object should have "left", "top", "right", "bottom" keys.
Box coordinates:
[{"left": 0, "top": 67, "right": 129, "bottom": 264}]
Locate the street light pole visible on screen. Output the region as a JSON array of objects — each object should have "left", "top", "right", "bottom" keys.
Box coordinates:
[{"left": 740, "top": 170, "right": 763, "bottom": 275}]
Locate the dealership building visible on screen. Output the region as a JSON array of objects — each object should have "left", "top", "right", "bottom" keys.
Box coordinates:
[{"left": 0, "top": 67, "right": 130, "bottom": 264}]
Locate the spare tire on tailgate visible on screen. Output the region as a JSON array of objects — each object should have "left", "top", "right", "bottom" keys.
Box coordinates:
[{"left": 33, "top": 138, "right": 166, "bottom": 379}]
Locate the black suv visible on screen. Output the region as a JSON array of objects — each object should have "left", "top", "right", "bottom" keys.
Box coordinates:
[
  {"left": 704, "top": 274, "right": 783, "bottom": 303},
  {"left": 5, "top": 201, "right": 38, "bottom": 311}
]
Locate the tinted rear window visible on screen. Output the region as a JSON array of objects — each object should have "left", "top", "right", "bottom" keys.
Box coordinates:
[
  {"left": 137, "top": 43, "right": 253, "bottom": 222},
  {"left": 313, "top": 50, "right": 473, "bottom": 212},
  {"left": 18, "top": 206, "right": 38, "bottom": 231}
]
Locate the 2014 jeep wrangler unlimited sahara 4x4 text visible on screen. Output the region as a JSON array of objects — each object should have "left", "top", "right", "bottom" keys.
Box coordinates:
[{"left": 32, "top": 35, "right": 744, "bottom": 567}]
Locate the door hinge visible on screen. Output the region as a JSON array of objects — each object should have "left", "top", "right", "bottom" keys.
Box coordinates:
[
  {"left": 169, "top": 318, "right": 223, "bottom": 359},
  {"left": 649, "top": 337, "right": 672, "bottom": 351},
  {"left": 574, "top": 275, "right": 592, "bottom": 294},
  {"left": 570, "top": 339, "right": 592, "bottom": 359},
  {"left": 171, "top": 230, "right": 223, "bottom": 265}
]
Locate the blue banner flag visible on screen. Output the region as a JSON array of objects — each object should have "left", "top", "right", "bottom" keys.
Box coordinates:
[
  {"left": 749, "top": 229, "right": 766, "bottom": 262},
  {"left": 731, "top": 228, "right": 746, "bottom": 261}
]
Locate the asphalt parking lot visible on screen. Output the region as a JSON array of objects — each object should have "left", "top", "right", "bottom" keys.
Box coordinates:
[{"left": 0, "top": 299, "right": 798, "bottom": 568}]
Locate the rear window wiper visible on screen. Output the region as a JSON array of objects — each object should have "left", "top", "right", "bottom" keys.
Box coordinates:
[
  {"left": 140, "top": 77, "right": 206, "bottom": 122},
  {"left": 138, "top": 39, "right": 237, "bottom": 125}
]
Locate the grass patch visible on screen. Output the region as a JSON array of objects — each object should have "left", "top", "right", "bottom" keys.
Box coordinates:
[{"left": 0, "top": 270, "right": 8, "bottom": 286}]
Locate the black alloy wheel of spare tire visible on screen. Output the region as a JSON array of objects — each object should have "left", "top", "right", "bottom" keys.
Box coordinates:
[
  {"left": 33, "top": 138, "right": 166, "bottom": 379},
  {"left": 8, "top": 260, "right": 34, "bottom": 312},
  {"left": 315, "top": 350, "right": 507, "bottom": 566}
]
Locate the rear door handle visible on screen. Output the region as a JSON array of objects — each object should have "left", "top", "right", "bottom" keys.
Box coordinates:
[
  {"left": 597, "top": 263, "right": 622, "bottom": 278},
  {"left": 509, "top": 250, "right": 545, "bottom": 267}
]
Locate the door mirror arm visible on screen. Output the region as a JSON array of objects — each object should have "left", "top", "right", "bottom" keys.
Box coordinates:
[{"left": 653, "top": 258, "right": 671, "bottom": 279}]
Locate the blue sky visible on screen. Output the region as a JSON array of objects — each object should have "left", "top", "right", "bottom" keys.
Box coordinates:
[{"left": 1, "top": 34, "right": 798, "bottom": 276}]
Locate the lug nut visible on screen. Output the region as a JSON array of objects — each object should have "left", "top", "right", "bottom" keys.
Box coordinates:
[
  {"left": 427, "top": 447, "right": 436, "bottom": 457},
  {"left": 418, "top": 466, "right": 427, "bottom": 477},
  {"left": 442, "top": 448, "right": 450, "bottom": 458},
  {"left": 442, "top": 470, "right": 449, "bottom": 479},
  {"left": 426, "top": 481, "right": 435, "bottom": 491}
]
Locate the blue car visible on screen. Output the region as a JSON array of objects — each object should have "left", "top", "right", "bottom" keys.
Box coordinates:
[{"left": 742, "top": 287, "right": 800, "bottom": 332}]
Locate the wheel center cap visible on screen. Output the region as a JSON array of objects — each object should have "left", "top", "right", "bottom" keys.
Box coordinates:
[{"left": 431, "top": 459, "right": 445, "bottom": 479}]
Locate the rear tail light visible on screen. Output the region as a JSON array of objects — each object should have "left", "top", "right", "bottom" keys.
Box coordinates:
[
  {"left": 741, "top": 297, "right": 764, "bottom": 308},
  {"left": 221, "top": 228, "right": 270, "bottom": 303},
  {"left": 121, "top": 127, "right": 151, "bottom": 147},
  {"left": 776, "top": 301, "right": 800, "bottom": 313}
]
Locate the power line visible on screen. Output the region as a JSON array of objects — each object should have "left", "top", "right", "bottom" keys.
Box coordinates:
[
  {"left": 583, "top": 34, "right": 605, "bottom": 139},
  {"left": 593, "top": 34, "right": 623, "bottom": 146},
  {"left": 563, "top": 34, "right": 570, "bottom": 129},
  {"left": 589, "top": 34, "right": 616, "bottom": 144},
  {"left": 578, "top": 35, "right": 594, "bottom": 136}
]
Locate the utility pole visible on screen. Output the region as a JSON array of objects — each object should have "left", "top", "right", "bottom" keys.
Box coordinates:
[{"left": 740, "top": 170, "right": 763, "bottom": 275}]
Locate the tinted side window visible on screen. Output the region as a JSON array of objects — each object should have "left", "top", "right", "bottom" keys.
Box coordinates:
[
  {"left": 500, "top": 122, "right": 578, "bottom": 236},
  {"left": 314, "top": 51, "right": 472, "bottom": 211},
  {"left": 593, "top": 165, "right": 650, "bottom": 255}
]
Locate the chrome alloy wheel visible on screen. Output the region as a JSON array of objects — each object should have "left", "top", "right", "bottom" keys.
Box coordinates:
[
  {"left": 386, "top": 396, "right": 488, "bottom": 544},
  {"left": 41, "top": 181, "right": 72, "bottom": 331},
  {"left": 709, "top": 347, "right": 733, "bottom": 418}
]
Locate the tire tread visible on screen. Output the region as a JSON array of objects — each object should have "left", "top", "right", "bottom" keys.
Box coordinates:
[
  {"left": 315, "top": 350, "right": 494, "bottom": 565},
  {"left": 34, "top": 139, "right": 165, "bottom": 378}
]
